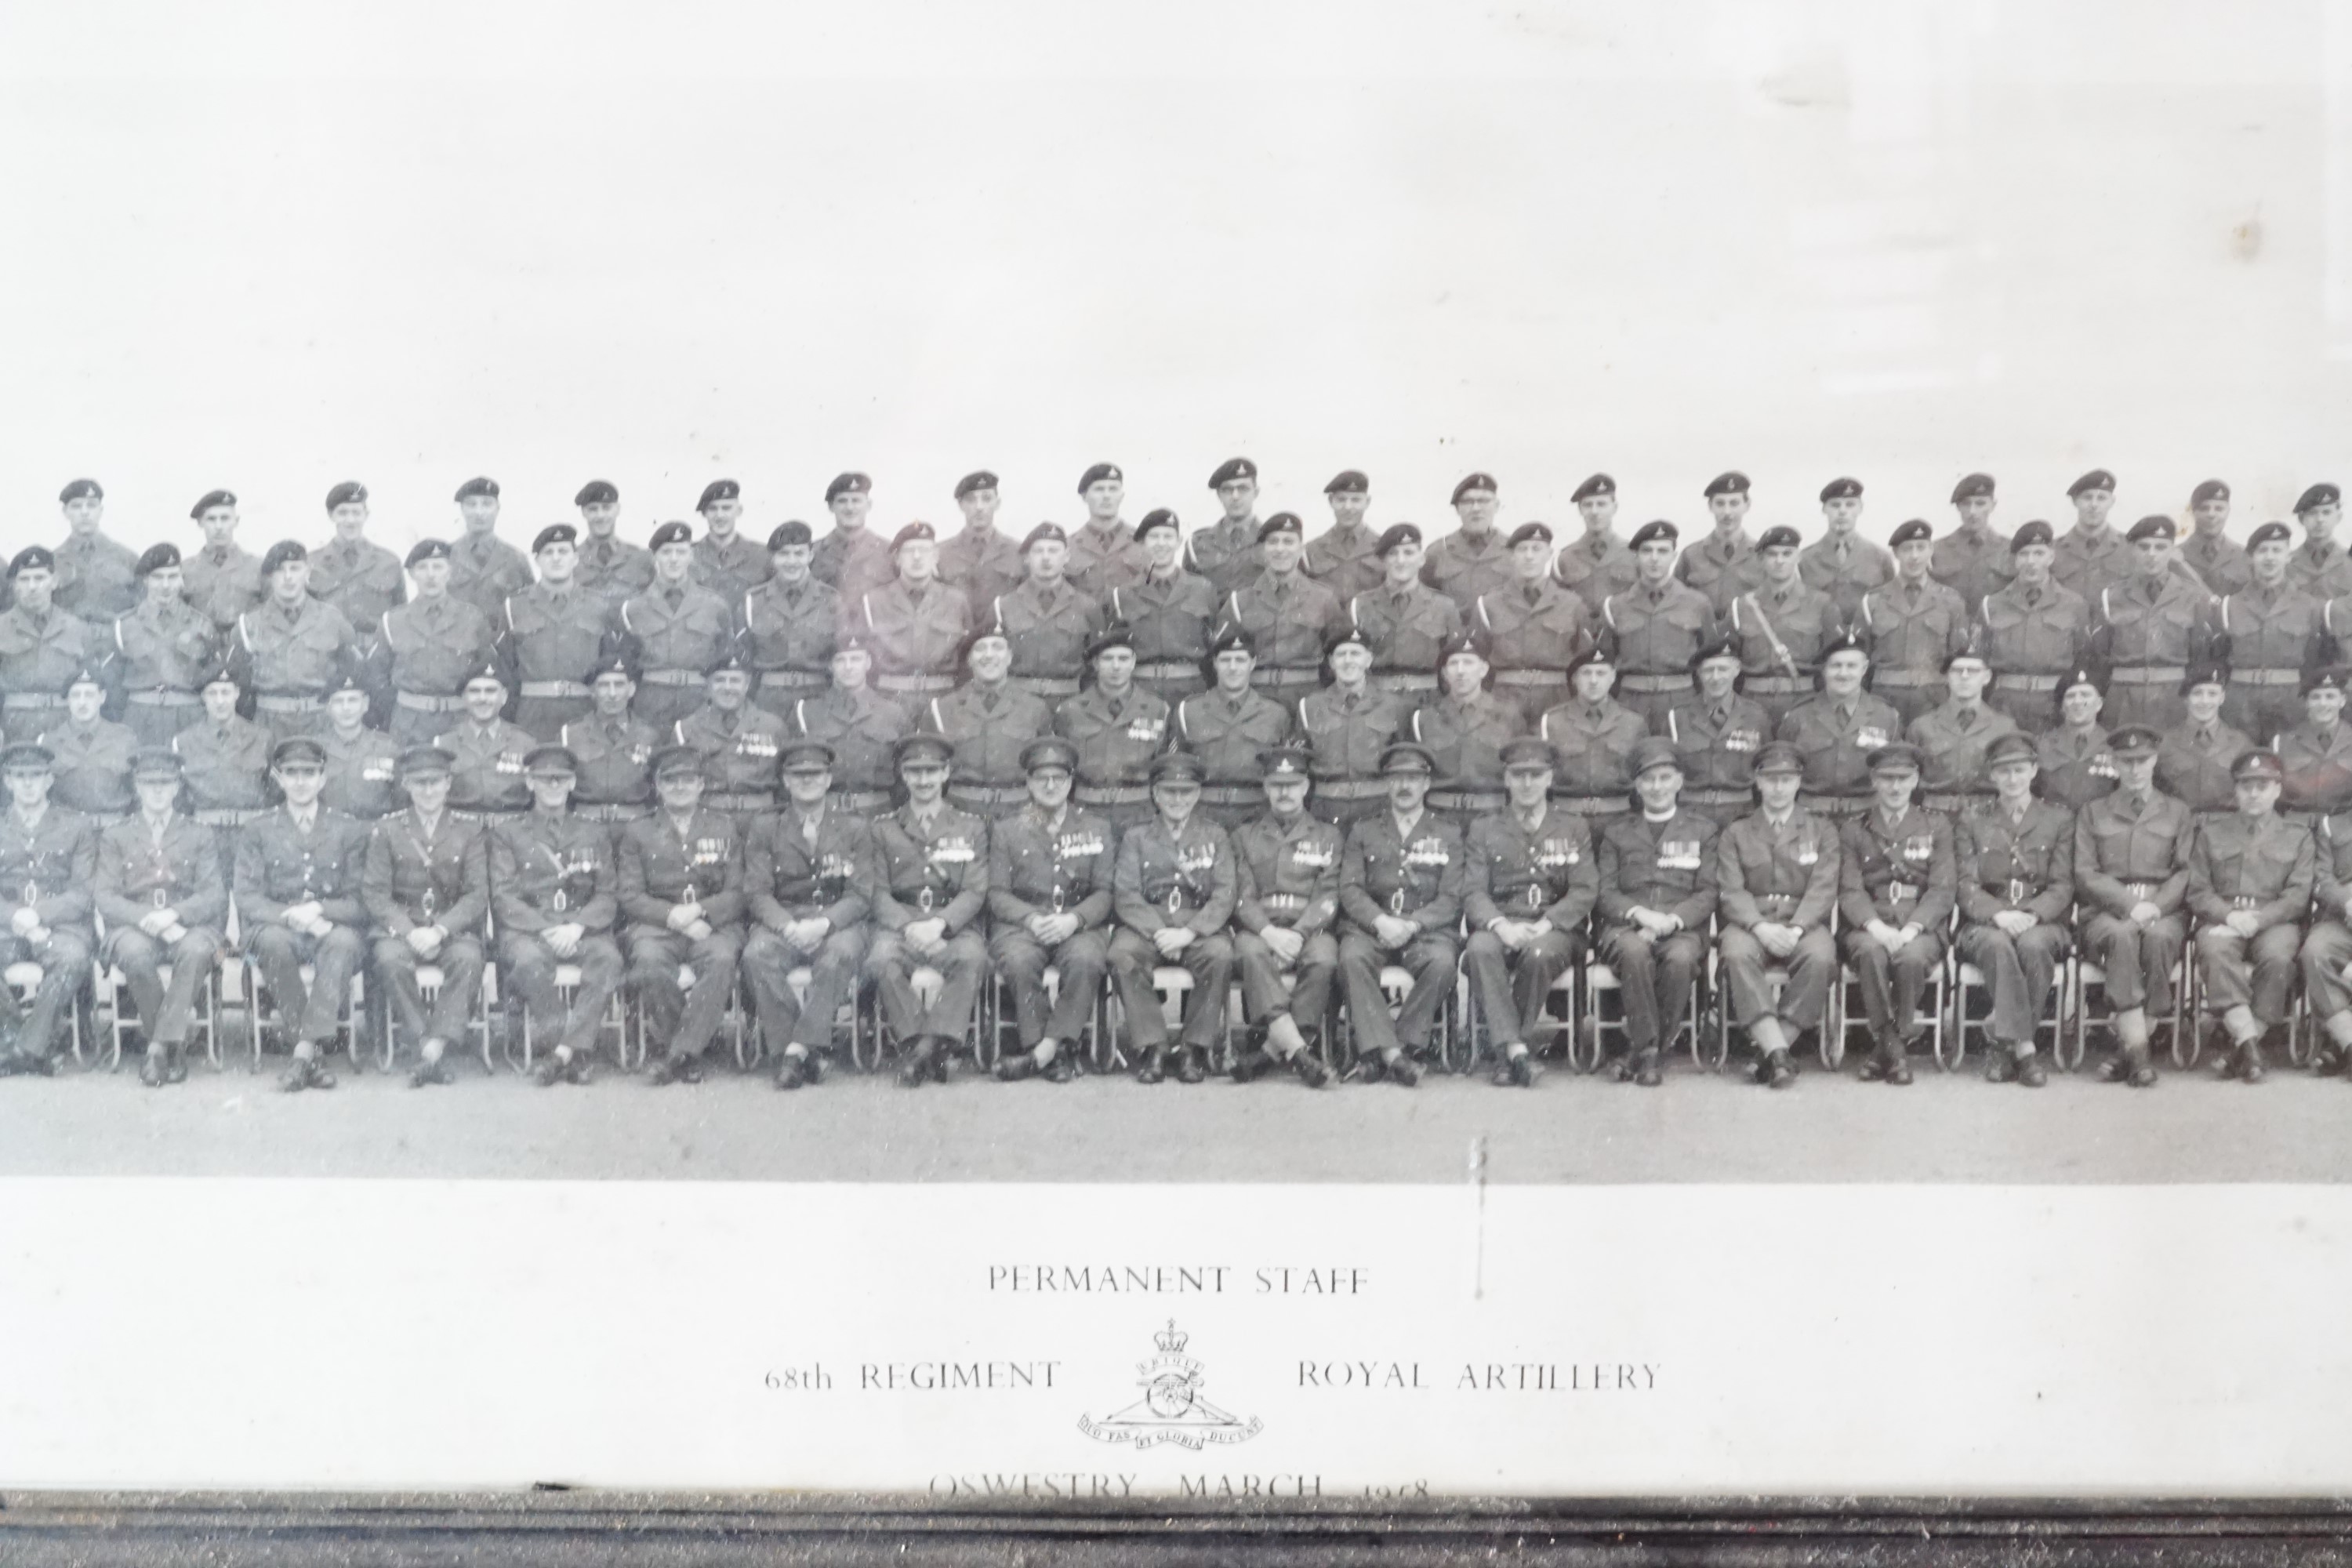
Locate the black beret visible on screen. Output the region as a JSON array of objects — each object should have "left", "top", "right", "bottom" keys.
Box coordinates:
[
  {"left": 57, "top": 478, "right": 102, "bottom": 504},
  {"left": 1822, "top": 627, "right": 1871, "bottom": 659},
  {"left": 259, "top": 540, "right": 307, "bottom": 577},
  {"left": 2067, "top": 470, "right": 2117, "bottom": 497},
  {"left": 461, "top": 657, "right": 508, "bottom": 688},
  {"left": 574, "top": 479, "right": 619, "bottom": 507},
  {"left": 696, "top": 478, "right": 740, "bottom": 511},
  {"left": 648, "top": 521, "right": 695, "bottom": 550},
  {"left": 135, "top": 543, "right": 181, "bottom": 577},
  {"left": 532, "top": 523, "right": 578, "bottom": 554},
  {"left": 1134, "top": 508, "right": 1181, "bottom": 543},
  {"left": 1563, "top": 644, "right": 1617, "bottom": 681},
  {"left": 960, "top": 622, "right": 1012, "bottom": 663},
  {"left": 2296, "top": 483, "right": 2341, "bottom": 514},
  {"left": 1436, "top": 629, "right": 1490, "bottom": 666},
  {"left": 1889, "top": 518, "right": 1934, "bottom": 548},
  {"left": 325, "top": 662, "right": 369, "bottom": 696},
  {"left": 767, "top": 520, "right": 814, "bottom": 550},
  {"left": 833, "top": 629, "right": 870, "bottom": 655},
  {"left": 1077, "top": 463, "right": 1122, "bottom": 494},
  {"left": 62, "top": 662, "right": 106, "bottom": 692},
  {"left": 1505, "top": 521, "right": 1552, "bottom": 548},
  {"left": 325, "top": 481, "right": 368, "bottom": 510},
  {"left": 405, "top": 538, "right": 452, "bottom": 568},
  {"left": 1942, "top": 643, "right": 1991, "bottom": 671},
  {"left": 589, "top": 645, "right": 640, "bottom": 682},
  {"left": 1690, "top": 633, "right": 1743, "bottom": 670},
  {"left": 1702, "top": 471, "right": 1751, "bottom": 499},
  {"left": 269, "top": 737, "right": 328, "bottom": 769},
  {"left": 1450, "top": 472, "right": 1498, "bottom": 504},
  {"left": 1324, "top": 470, "right": 1369, "bottom": 495},
  {"left": 953, "top": 470, "right": 999, "bottom": 499},
  {"left": 1209, "top": 624, "right": 1255, "bottom": 657},
  {"left": 189, "top": 488, "right": 237, "bottom": 519},
  {"left": 2248, "top": 521, "right": 2294, "bottom": 549},
  {"left": 2190, "top": 479, "right": 2230, "bottom": 505},
  {"left": 1019, "top": 737, "right": 1078, "bottom": 775},
  {"left": 2009, "top": 521, "right": 2055, "bottom": 553},
  {"left": 2180, "top": 662, "right": 2228, "bottom": 695},
  {"left": 1949, "top": 472, "right": 1995, "bottom": 503},
  {"left": 1756, "top": 525, "right": 1802, "bottom": 551},
  {"left": 1376, "top": 523, "right": 1425, "bottom": 555},
  {"left": 1627, "top": 520, "right": 1678, "bottom": 550},
  {"left": 2306, "top": 666, "right": 2351, "bottom": 696},
  {"left": 1208, "top": 457, "right": 1258, "bottom": 488},
  {"left": 705, "top": 645, "right": 753, "bottom": 677},
  {"left": 826, "top": 472, "right": 873, "bottom": 503},
  {"left": 1818, "top": 477, "right": 1863, "bottom": 503},
  {"left": 1325, "top": 623, "right": 1374, "bottom": 658},
  {"left": 2125, "top": 514, "right": 2176, "bottom": 543},
  {"left": 1086, "top": 623, "right": 1137, "bottom": 661},
  {"left": 890, "top": 521, "right": 937, "bottom": 552},
  {"left": 1257, "top": 512, "right": 1304, "bottom": 540},
  {"left": 1570, "top": 473, "right": 1616, "bottom": 503},
  {"left": 1021, "top": 522, "right": 1067, "bottom": 552},
  {"left": 198, "top": 662, "right": 243, "bottom": 691},
  {"left": 453, "top": 476, "right": 499, "bottom": 503}
]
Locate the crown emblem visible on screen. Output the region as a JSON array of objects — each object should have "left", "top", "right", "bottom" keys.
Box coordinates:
[{"left": 1153, "top": 1319, "right": 1188, "bottom": 1354}]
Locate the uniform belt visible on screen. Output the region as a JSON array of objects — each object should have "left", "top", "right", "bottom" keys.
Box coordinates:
[
  {"left": 1, "top": 693, "right": 64, "bottom": 709},
  {"left": 1371, "top": 671, "right": 1439, "bottom": 692},
  {"left": 125, "top": 690, "right": 199, "bottom": 706},
  {"left": 1197, "top": 783, "right": 1262, "bottom": 806},
  {"left": 194, "top": 808, "right": 267, "bottom": 827},
  {"left": 1681, "top": 786, "right": 1752, "bottom": 806},
  {"left": 1924, "top": 791, "right": 1987, "bottom": 812},
  {"left": 2109, "top": 665, "right": 2186, "bottom": 684},
  {"left": 572, "top": 802, "right": 649, "bottom": 823},
  {"left": 754, "top": 669, "right": 828, "bottom": 692},
  {"left": 1742, "top": 674, "right": 1809, "bottom": 695},
  {"left": 1010, "top": 675, "right": 1083, "bottom": 696},
  {"left": 1491, "top": 669, "right": 1566, "bottom": 688},
  {"left": 1872, "top": 670, "right": 1937, "bottom": 688},
  {"left": 2002, "top": 879, "right": 2041, "bottom": 905},
  {"left": 703, "top": 791, "right": 774, "bottom": 812},
  {"left": 1313, "top": 779, "right": 1388, "bottom": 800},
  {"left": 1616, "top": 673, "right": 1693, "bottom": 693},
  {"left": 1134, "top": 660, "right": 1201, "bottom": 680},
  {"left": 1992, "top": 673, "right": 2063, "bottom": 692},
  {"left": 1428, "top": 788, "right": 1505, "bottom": 812},
  {"left": 1552, "top": 796, "right": 1632, "bottom": 815},
  {"left": 833, "top": 789, "right": 893, "bottom": 814},
  {"left": 1074, "top": 783, "right": 1152, "bottom": 805},
  {"left": 254, "top": 692, "right": 322, "bottom": 714},
  {"left": 873, "top": 671, "right": 956, "bottom": 695},
  {"left": 1250, "top": 667, "right": 1320, "bottom": 687},
  {"left": 640, "top": 668, "right": 706, "bottom": 688},
  {"left": 395, "top": 690, "right": 467, "bottom": 712},
  {"left": 517, "top": 680, "right": 592, "bottom": 699},
  {"left": 2231, "top": 668, "right": 2303, "bottom": 686},
  {"left": 946, "top": 782, "right": 1028, "bottom": 806},
  {"left": 1817, "top": 795, "right": 1871, "bottom": 817},
  {"left": 1882, "top": 881, "right": 1919, "bottom": 902}
]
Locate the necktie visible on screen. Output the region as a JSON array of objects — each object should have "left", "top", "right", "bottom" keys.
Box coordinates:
[
  {"left": 1109, "top": 699, "right": 1124, "bottom": 721},
  {"left": 1345, "top": 695, "right": 1359, "bottom": 714},
  {"left": 1958, "top": 710, "right": 1976, "bottom": 732},
  {"left": 665, "top": 588, "right": 683, "bottom": 611},
  {"left": 2199, "top": 728, "right": 2214, "bottom": 748},
  {"left": 1907, "top": 584, "right": 1921, "bottom": 609},
  {"left": 1835, "top": 541, "right": 1850, "bottom": 566},
  {"left": 983, "top": 692, "right": 999, "bottom": 713},
  {"left": 1712, "top": 705, "right": 1729, "bottom": 729},
  {"left": 1526, "top": 586, "right": 1541, "bottom": 608},
  {"left": 803, "top": 816, "right": 818, "bottom": 849},
  {"left": 2129, "top": 795, "right": 2148, "bottom": 815}
]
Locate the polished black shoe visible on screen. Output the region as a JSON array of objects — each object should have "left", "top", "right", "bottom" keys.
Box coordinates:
[
  {"left": 409, "top": 1058, "right": 453, "bottom": 1089},
  {"left": 1292, "top": 1051, "right": 1330, "bottom": 1088},
  {"left": 775, "top": 1053, "right": 813, "bottom": 1091},
  {"left": 1884, "top": 1056, "right": 1913, "bottom": 1087},
  {"left": 646, "top": 1053, "right": 698, "bottom": 1087},
  {"left": 278, "top": 1055, "right": 334, "bottom": 1093},
  {"left": 930, "top": 1044, "right": 953, "bottom": 1083},
  {"left": 1040, "top": 1051, "right": 1076, "bottom": 1084},
  {"left": 2240, "top": 1040, "right": 2267, "bottom": 1085},
  {"left": 139, "top": 1052, "right": 167, "bottom": 1088},
  {"left": 1632, "top": 1049, "right": 1663, "bottom": 1087},
  {"left": 1762, "top": 1051, "right": 1797, "bottom": 1090},
  {"left": 1385, "top": 1051, "right": 1421, "bottom": 1087},
  {"left": 1492, "top": 1051, "right": 1537, "bottom": 1088},
  {"left": 2125, "top": 1051, "right": 2158, "bottom": 1088},
  {"left": 1985, "top": 1051, "right": 2018, "bottom": 1084},
  {"left": 1857, "top": 1054, "right": 1887, "bottom": 1083},
  {"left": 2016, "top": 1053, "right": 2048, "bottom": 1088},
  {"left": 165, "top": 1045, "right": 188, "bottom": 1084},
  {"left": 1174, "top": 1047, "right": 1207, "bottom": 1085},
  {"left": 568, "top": 1054, "right": 595, "bottom": 1085},
  {"left": 2314, "top": 1043, "right": 2346, "bottom": 1076},
  {"left": 3, "top": 1050, "right": 60, "bottom": 1079},
  {"left": 992, "top": 1051, "right": 1040, "bottom": 1083},
  {"left": 896, "top": 1040, "right": 935, "bottom": 1088},
  {"left": 1227, "top": 1048, "right": 1273, "bottom": 1085},
  {"left": 1135, "top": 1046, "right": 1167, "bottom": 1085},
  {"left": 532, "top": 1055, "right": 568, "bottom": 1087}
]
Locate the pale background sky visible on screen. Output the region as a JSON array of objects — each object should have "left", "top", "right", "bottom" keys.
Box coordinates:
[{"left": 0, "top": 0, "right": 2346, "bottom": 558}]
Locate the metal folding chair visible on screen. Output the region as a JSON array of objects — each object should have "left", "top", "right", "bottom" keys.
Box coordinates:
[
  {"left": 1580, "top": 955, "right": 1708, "bottom": 1073},
  {"left": 516, "top": 960, "right": 630, "bottom": 1069},
  {"left": 99, "top": 957, "right": 220, "bottom": 1071},
  {"left": 7, "top": 960, "right": 87, "bottom": 1067},
  {"left": 1832, "top": 947, "right": 1951, "bottom": 1071},
  {"left": 238, "top": 956, "right": 362, "bottom": 1071},
  {"left": 986, "top": 964, "right": 1108, "bottom": 1074},
  {"left": 851, "top": 966, "right": 983, "bottom": 1073},
  {"left": 629, "top": 963, "right": 745, "bottom": 1070},
  {"left": 372, "top": 960, "right": 494, "bottom": 1073}
]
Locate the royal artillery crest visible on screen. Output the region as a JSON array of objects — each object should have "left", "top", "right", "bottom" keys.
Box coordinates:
[{"left": 1077, "top": 1320, "right": 1262, "bottom": 1450}]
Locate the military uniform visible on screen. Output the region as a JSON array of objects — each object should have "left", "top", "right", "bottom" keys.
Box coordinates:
[
  {"left": 1537, "top": 697, "right": 1648, "bottom": 815},
  {"left": 234, "top": 597, "right": 356, "bottom": 739},
  {"left": 2189, "top": 811, "right": 2315, "bottom": 1028},
  {"left": 376, "top": 593, "right": 497, "bottom": 743},
  {"left": 993, "top": 579, "right": 1103, "bottom": 699},
  {"left": 2298, "top": 811, "right": 2352, "bottom": 1036},
  {"left": 739, "top": 576, "right": 840, "bottom": 714},
  {"left": 936, "top": 525, "right": 1026, "bottom": 612},
  {"left": 1107, "top": 572, "right": 1219, "bottom": 702},
  {"left": 1336, "top": 810, "right": 1464, "bottom": 1062},
  {"left": 96, "top": 809, "right": 228, "bottom": 1054},
  {"left": 1594, "top": 808, "right": 1717, "bottom": 1062},
  {"left": 1552, "top": 531, "right": 1638, "bottom": 616},
  {"left": 1598, "top": 580, "right": 1715, "bottom": 728},
  {"left": 51, "top": 532, "right": 141, "bottom": 622},
  {"left": 925, "top": 683, "right": 1053, "bottom": 818},
  {"left": 690, "top": 532, "right": 772, "bottom": 602},
  {"left": 1108, "top": 812, "right": 1237, "bottom": 1062},
  {"left": 1857, "top": 578, "right": 1969, "bottom": 728},
  {"left": 2091, "top": 576, "right": 2211, "bottom": 731},
  {"left": 1664, "top": 694, "right": 1771, "bottom": 826},
  {"left": 1776, "top": 691, "right": 1902, "bottom": 815},
  {"left": 1835, "top": 803, "right": 1955, "bottom": 1054},
  {"left": 39, "top": 717, "right": 138, "bottom": 821},
  {"left": 1798, "top": 532, "right": 1894, "bottom": 622},
  {"left": 1474, "top": 581, "right": 1588, "bottom": 722},
  {"left": 1231, "top": 811, "right": 1344, "bottom": 1040},
  {"left": 1064, "top": 520, "right": 1149, "bottom": 596},
  {"left": 2074, "top": 787, "right": 2195, "bottom": 1017},
  {"left": 1956, "top": 799, "right": 2077, "bottom": 1053},
  {"left": 2037, "top": 723, "right": 2120, "bottom": 811},
  {"left": 1463, "top": 807, "right": 1597, "bottom": 1048},
  {"left": 1351, "top": 582, "right": 1462, "bottom": 700},
  {"left": 0, "top": 803, "right": 95, "bottom": 1061},
  {"left": 1185, "top": 516, "right": 1263, "bottom": 597},
  {"left": 2053, "top": 525, "right": 2132, "bottom": 601},
  {"left": 2278, "top": 720, "right": 2352, "bottom": 818},
  {"left": 1294, "top": 686, "right": 1403, "bottom": 825},
  {"left": 235, "top": 804, "right": 370, "bottom": 1047},
  {"left": 1716, "top": 805, "right": 1841, "bottom": 1033},
  {"left": 863, "top": 802, "right": 990, "bottom": 1046},
  {"left": 1410, "top": 691, "right": 1516, "bottom": 819},
  {"left": 617, "top": 582, "right": 735, "bottom": 729},
  {"left": 1226, "top": 572, "right": 1344, "bottom": 708},
  {"left": 811, "top": 526, "right": 894, "bottom": 604},
  {"left": 1421, "top": 528, "right": 1512, "bottom": 611},
  {"left": 985, "top": 804, "right": 1114, "bottom": 1052},
  {"left": 1930, "top": 521, "right": 2014, "bottom": 615},
  {"left": 1728, "top": 579, "right": 1841, "bottom": 728},
  {"left": 0, "top": 604, "right": 94, "bottom": 733},
  {"left": 1056, "top": 686, "right": 1169, "bottom": 828},
  {"left": 361, "top": 808, "right": 491, "bottom": 1051},
  {"left": 306, "top": 536, "right": 405, "bottom": 630},
  {"left": 175, "top": 714, "right": 276, "bottom": 829},
  {"left": 504, "top": 584, "right": 615, "bottom": 739},
  {"left": 575, "top": 532, "right": 655, "bottom": 606},
  {"left": 2291, "top": 537, "right": 2352, "bottom": 603},
  {"left": 2214, "top": 584, "right": 2325, "bottom": 741},
  {"left": 1906, "top": 702, "right": 2022, "bottom": 815},
  {"left": 111, "top": 593, "right": 218, "bottom": 746},
  {"left": 2180, "top": 528, "right": 2252, "bottom": 599},
  {"left": 674, "top": 702, "right": 785, "bottom": 818},
  {"left": 434, "top": 718, "right": 537, "bottom": 817},
  {"left": 2157, "top": 718, "right": 2257, "bottom": 814},
  {"left": 1304, "top": 521, "right": 1385, "bottom": 602},
  {"left": 488, "top": 809, "right": 625, "bottom": 1061},
  {"left": 742, "top": 801, "right": 874, "bottom": 1059},
  {"left": 860, "top": 579, "right": 972, "bottom": 706},
  {"left": 180, "top": 543, "right": 263, "bottom": 632},
  {"left": 617, "top": 807, "right": 746, "bottom": 1064},
  {"left": 1978, "top": 580, "right": 2089, "bottom": 732},
  {"left": 447, "top": 531, "right": 533, "bottom": 623},
  {"left": 785, "top": 688, "right": 906, "bottom": 811},
  {"left": 1173, "top": 688, "right": 1293, "bottom": 827}
]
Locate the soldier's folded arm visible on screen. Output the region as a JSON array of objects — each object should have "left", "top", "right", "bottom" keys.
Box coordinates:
[
  {"left": 1230, "top": 847, "right": 1272, "bottom": 936},
  {"left": 935, "top": 825, "right": 986, "bottom": 935},
  {"left": 743, "top": 821, "right": 790, "bottom": 931},
  {"left": 1715, "top": 831, "right": 1764, "bottom": 928},
  {"left": 2029, "top": 831, "right": 2076, "bottom": 924},
  {"left": 2158, "top": 814, "right": 2197, "bottom": 910},
  {"left": 1791, "top": 835, "right": 1841, "bottom": 930},
  {"left": 36, "top": 825, "right": 97, "bottom": 927},
  {"left": 2184, "top": 829, "right": 2231, "bottom": 924},
  {"left": 1461, "top": 825, "right": 1507, "bottom": 931},
  {"left": 1955, "top": 818, "right": 1999, "bottom": 924}
]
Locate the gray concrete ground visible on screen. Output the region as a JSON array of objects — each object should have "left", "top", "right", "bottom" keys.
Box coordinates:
[{"left": 1, "top": 1040, "right": 2345, "bottom": 1182}]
